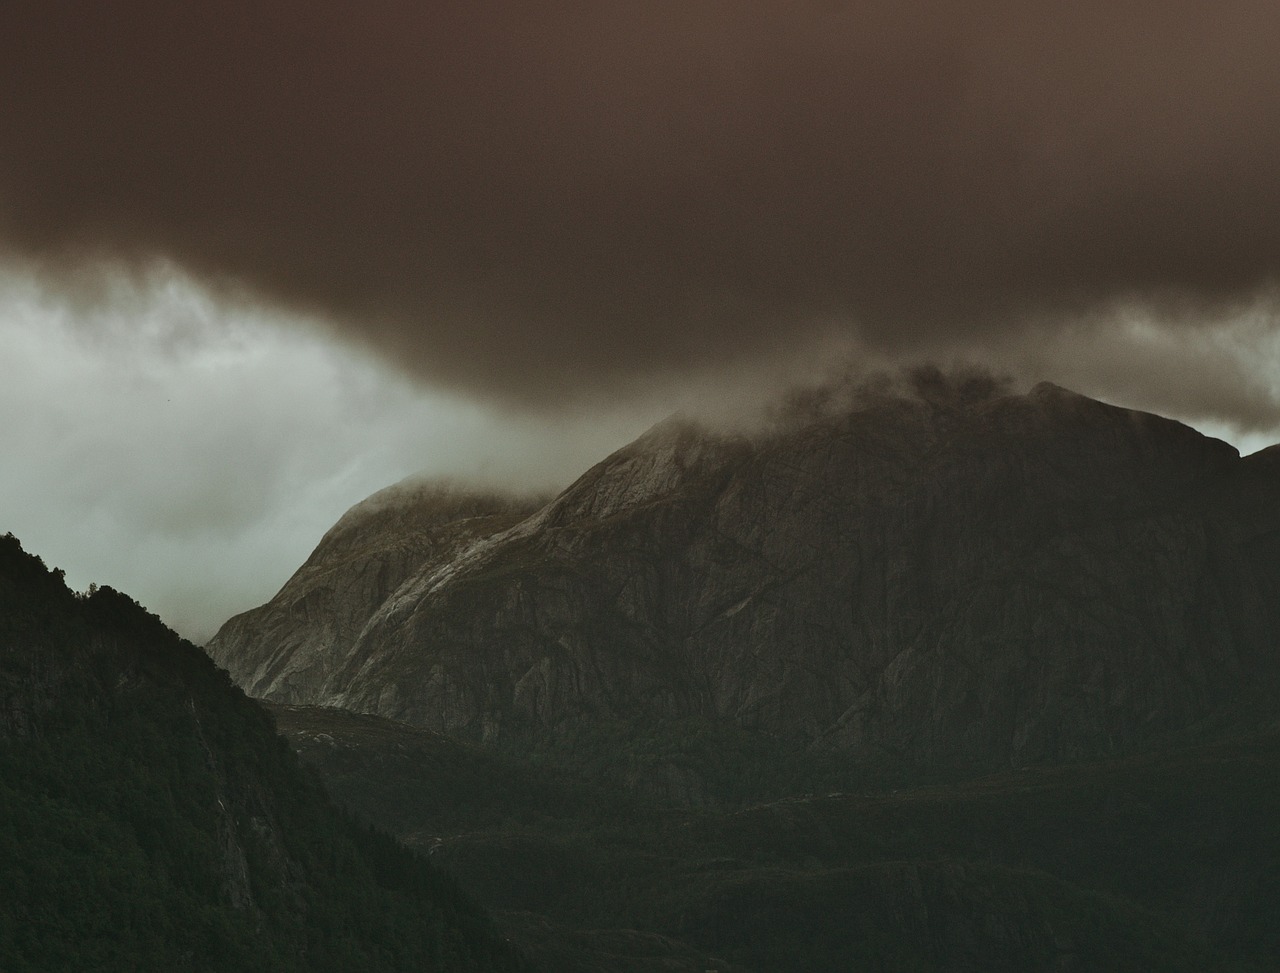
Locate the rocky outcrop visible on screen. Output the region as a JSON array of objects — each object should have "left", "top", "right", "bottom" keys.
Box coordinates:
[
  {"left": 208, "top": 480, "right": 541, "bottom": 702},
  {"left": 208, "top": 381, "right": 1280, "bottom": 772}
]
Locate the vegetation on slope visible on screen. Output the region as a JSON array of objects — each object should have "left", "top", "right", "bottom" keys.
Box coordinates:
[
  {"left": 273, "top": 702, "right": 1280, "bottom": 972},
  {"left": 0, "top": 533, "right": 532, "bottom": 973}
]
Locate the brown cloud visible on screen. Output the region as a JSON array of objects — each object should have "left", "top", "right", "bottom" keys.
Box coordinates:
[{"left": 2, "top": 2, "right": 1279, "bottom": 406}]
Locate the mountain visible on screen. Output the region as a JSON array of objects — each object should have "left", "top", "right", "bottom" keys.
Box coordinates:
[
  {"left": 210, "top": 480, "right": 542, "bottom": 704},
  {"left": 200, "top": 375, "right": 1280, "bottom": 971},
  {"left": 209, "top": 377, "right": 1280, "bottom": 790},
  {"left": 0, "top": 533, "right": 532, "bottom": 972}
]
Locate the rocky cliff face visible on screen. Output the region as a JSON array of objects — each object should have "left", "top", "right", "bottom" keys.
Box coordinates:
[
  {"left": 207, "top": 381, "right": 1280, "bottom": 772},
  {"left": 210, "top": 480, "right": 541, "bottom": 702}
]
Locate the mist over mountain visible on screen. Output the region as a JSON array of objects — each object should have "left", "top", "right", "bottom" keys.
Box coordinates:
[{"left": 209, "top": 377, "right": 1280, "bottom": 791}]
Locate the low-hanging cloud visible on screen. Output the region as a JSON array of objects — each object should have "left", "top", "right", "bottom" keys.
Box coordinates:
[
  {"left": 3, "top": 2, "right": 1279, "bottom": 409},
  {"left": 0, "top": 266, "right": 665, "bottom": 641}
]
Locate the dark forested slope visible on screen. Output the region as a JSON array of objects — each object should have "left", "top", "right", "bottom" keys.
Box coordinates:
[
  {"left": 0, "top": 533, "right": 531, "bottom": 973},
  {"left": 270, "top": 701, "right": 1280, "bottom": 973}
]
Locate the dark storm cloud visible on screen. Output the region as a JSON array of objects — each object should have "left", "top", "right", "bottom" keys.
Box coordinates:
[{"left": 2, "top": 1, "right": 1279, "bottom": 405}]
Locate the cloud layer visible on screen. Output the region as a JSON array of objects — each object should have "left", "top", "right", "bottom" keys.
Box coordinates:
[
  {"left": 3, "top": 264, "right": 1279, "bottom": 642},
  {"left": 0, "top": 266, "right": 662, "bottom": 641},
  {"left": 3, "top": 2, "right": 1279, "bottom": 406}
]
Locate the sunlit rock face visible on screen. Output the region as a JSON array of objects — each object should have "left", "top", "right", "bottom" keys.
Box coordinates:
[{"left": 209, "top": 382, "right": 1280, "bottom": 771}]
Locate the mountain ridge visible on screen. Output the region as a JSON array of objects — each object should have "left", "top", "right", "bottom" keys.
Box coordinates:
[
  {"left": 208, "top": 379, "right": 1280, "bottom": 785},
  {"left": 212, "top": 480, "right": 544, "bottom": 704}
]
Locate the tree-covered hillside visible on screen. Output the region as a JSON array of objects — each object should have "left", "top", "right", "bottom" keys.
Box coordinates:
[
  {"left": 272, "top": 702, "right": 1280, "bottom": 972},
  {"left": 0, "top": 533, "right": 532, "bottom": 973}
]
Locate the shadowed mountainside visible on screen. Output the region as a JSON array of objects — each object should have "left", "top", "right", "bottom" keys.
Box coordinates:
[
  {"left": 199, "top": 375, "right": 1280, "bottom": 970},
  {"left": 0, "top": 534, "right": 532, "bottom": 973},
  {"left": 269, "top": 701, "right": 1280, "bottom": 972}
]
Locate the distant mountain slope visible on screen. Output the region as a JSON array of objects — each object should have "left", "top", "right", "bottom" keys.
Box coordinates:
[
  {"left": 209, "top": 378, "right": 1280, "bottom": 777},
  {"left": 0, "top": 533, "right": 531, "bottom": 973},
  {"left": 211, "top": 480, "right": 542, "bottom": 702}
]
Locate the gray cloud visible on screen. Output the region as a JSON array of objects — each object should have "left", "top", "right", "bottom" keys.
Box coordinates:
[
  {"left": 0, "top": 266, "right": 661, "bottom": 641},
  {"left": 3, "top": 264, "right": 1278, "bottom": 642},
  {"left": 969, "top": 297, "right": 1280, "bottom": 438}
]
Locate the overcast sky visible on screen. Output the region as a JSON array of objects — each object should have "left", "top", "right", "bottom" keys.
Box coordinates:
[{"left": 3, "top": 2, "right": 1280, "bottom": 641}]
